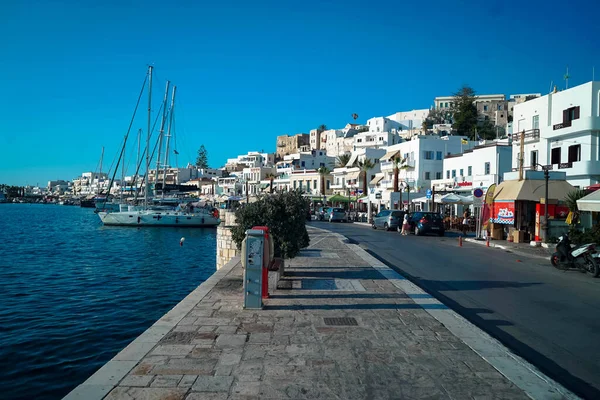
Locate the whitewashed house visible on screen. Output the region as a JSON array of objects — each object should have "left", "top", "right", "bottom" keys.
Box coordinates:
[
  {"left": 511, "top": 81, "right": 600, "bottom": 188},
  {"left": 432, "top": 142, "right": 513, "bottom": 193}
]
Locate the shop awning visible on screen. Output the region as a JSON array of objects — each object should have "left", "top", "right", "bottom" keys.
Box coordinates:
[
  {"left": 346, "top": 170, "right": 360, "bottom": 180},
  {"left": 493, "top": 179, "right": 575, "bottom": 202},
  {"left": 577, "top": 190, "right": 600, "bottom": 212},
  {"left": 380, "top": 150, "right": 400, "bottom": 161},
  {"left": 370, "top": 175, "right": 384, "bottom": 185}
]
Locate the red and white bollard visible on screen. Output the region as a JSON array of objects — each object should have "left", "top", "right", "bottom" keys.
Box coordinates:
[
  {"left": 486, "top": 236, "right": 490, "bottom": 247},
  {"left": 458, "top": 236, "right": 463, "bottom": 247}
]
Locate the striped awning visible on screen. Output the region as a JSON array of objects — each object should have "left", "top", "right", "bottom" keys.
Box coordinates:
[
  {"left": 346, "top": 170, "right": 360, "bottom": 180},
  {"left": 381, "top": 150, "right": 400, "bottom": 161},
  {"left": 370, "top": 175, "right": 383, "bottom": 185}
]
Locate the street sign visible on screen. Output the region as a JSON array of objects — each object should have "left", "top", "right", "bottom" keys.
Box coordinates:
[
  {"left": 426, "top": 189, "right": 432, "bottom": 199},
  {"left": 542, "top": 164, "right": 553, "bottom": 171},
  {"left": 375, "top": 193, "right": 382, "bottom": 200},
  {"left": 473, "top": 187, "right": 484, "bottom": 207},
  {"left": 473, "top": 188, "right": 484, "bottom": 198}
]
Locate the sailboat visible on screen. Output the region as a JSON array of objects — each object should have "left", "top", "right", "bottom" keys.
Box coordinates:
[{"left": 97, "top": 66, "right": 220, "bottom": 227}]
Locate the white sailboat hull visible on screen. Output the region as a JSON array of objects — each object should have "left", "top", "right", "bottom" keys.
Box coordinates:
[{"left": 98, "top": 209, "right": 220, "bottom": 227}]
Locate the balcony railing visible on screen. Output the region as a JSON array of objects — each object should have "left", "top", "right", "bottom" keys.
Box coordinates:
[{"left": 512, "top": 129, "right": 540, "bottom": 144}]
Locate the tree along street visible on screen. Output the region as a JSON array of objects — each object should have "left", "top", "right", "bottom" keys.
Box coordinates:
[{"left": 311, "top": 221, "right": 600, "bottom": 400}]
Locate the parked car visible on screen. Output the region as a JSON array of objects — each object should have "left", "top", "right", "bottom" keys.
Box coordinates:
[
  {"left": 317, "top": 207, "right": 331, "bottom": 221},
  {"left": 408, "top": 212, "right": 445, "bottom": 236},
  {"left": 372, "top": 210, "right": 405, "bottom": 231},
  {"left": 329, "top": 207, "right": 348, "bottom": 222}
]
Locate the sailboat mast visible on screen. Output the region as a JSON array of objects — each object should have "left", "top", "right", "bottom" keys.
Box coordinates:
[
  {"left": 136, "top": 128, "right": 141, "bottom": 199},
  {"left": 156, "top": 81, "right": 170, "bottom": 197},
  {"left": 161, "top": 85, "right": 176, "bottom": 199},
  {"left": 98, "top": 146, "right": 104, "bottom": 195},
  {"left": 145, "top": 65, "right": 153, "bottom": 208}
]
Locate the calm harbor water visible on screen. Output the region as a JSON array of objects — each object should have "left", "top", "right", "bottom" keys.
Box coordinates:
[{"left": 0, "top": 204, "right": 217, "bottom": 400}]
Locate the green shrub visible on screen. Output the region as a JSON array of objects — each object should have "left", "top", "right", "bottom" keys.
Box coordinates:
[
  {"left": 568, "top": 226, "right": 600, "bottom": 246},
  {"left": 231, "top": 190, "right": 310, "bottom": 259}
]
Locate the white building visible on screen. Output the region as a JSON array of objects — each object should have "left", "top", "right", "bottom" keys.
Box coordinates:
[
  {"left": 510, "top": 81, "right": 600, "bottom": 188},
  {"left": 331, "top": 148, "right": 386, "bottom": 196},
  {"left": 148, "top": 164, "right": 222, "bottom": 186},
  {"left": 432, "top": 142, "right": 513, "bottom": 193},
  {"left": 216, "top": 176, "right": 242, "bottom": 196},
  {"left": 72, "top": 172, "right": 110, "bottom": 196},
  {"left": 289, "top": 169, "right": 333, "bottom": 196},
  {"left": 375, "top": 135, "right": 477, "bottom": 197},
  {"left": 386, "top": 109, "right": 429, "bottom": 138},
  {"left": 434, "top": 94, "right": 505, "bottom": 110},
  {"left": 225, "top": 151, "right": 274, "bottom": 171},
  {"left": 323, "top": 128, "right": 357, "bottom": 158}
]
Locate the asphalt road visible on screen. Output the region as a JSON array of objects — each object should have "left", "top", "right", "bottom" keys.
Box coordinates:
[{"left": 310, "top": 221, "right": 600, "bottom": 400}]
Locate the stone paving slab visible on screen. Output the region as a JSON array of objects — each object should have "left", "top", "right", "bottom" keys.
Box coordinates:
[{"left": 76, "top": 227, "right": 576, "bottom": 400}]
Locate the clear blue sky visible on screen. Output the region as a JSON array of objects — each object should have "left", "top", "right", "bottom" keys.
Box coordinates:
[{"left": 1, "top": 0, "right": 599, "bottom": 186}]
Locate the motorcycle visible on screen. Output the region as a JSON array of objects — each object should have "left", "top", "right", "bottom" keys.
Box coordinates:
[{"left": 550, "top": 234, "right": 599, "bottom": 277}]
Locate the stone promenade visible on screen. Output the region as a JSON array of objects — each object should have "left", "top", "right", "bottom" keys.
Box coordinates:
[{"left": 67, "top": 227, "right": 574, "bottom": 400}]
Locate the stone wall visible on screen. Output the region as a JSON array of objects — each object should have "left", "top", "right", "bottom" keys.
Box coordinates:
[{"left": 216, "top": 210, "right": 239, "bottom": 270}]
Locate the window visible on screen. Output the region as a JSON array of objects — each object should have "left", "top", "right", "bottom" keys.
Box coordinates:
[
  {"left": 445, "top": 102, "right": 449, "bottom": 108},
  {"left": 568, "top": 145, "right": 581, "bottom": 163},
  {"left": 459, "top": 169, "right": 464, "bottom": 176},
  {"left": 562, "top": 106, "right": 580, "bottom": 126},
  {"left": 497, "top": 105, "right": 502, "bottom": 111},
  {"left": 313, "top": 179, "right": 317, "bottom": 188},
  {"left": 468, "top": 166, "right": 472, "bottom": 176},
  {"left": 357, "top": 138, "right": 362, "bottom": 143},
  {"left": 483, "top": 105, "right": 488, "bottom": 111},
  {"left": 452, "top": 170, "right": 456, "bottom": 178},
  {"left": 299, "top": 181, "right": 303, "bottom": 189},
  {"left": 530, "top": 150, "right": 538, "bottom": 168},
  {"left": 436, "top": 151, "right": 443, "bottom": 160},
  {"left": 424, "top": 151, "right": 434, "bottom": 160},
  {"left": 436, "top": 172, "right": 442, "bottom": 179},
  {"left": 551, "top": 147, "right": 561, "bottom": 164},
  {"left": 379, "top": 137, "right": 384, "bottom": 141},
  {"left": 301, "top": 161, "right": 305, "bottom": 167},
  {"left": 446, "top": 170, "right": 450, "bottom": 179},
  {"left": 293, "top": 181, "right": 297, "bottom": 189},
  {"left": 532, "top": 115, "right": 539, "bottom": 130},
  {"left": 327, "top": 180, "right": 330, "bottom": 189},
  {"left": 484, "top": 162, "right": 491, "bottom": 174},
  {"left": 425, "top": 172, "right": 431, "bottom": 180}
]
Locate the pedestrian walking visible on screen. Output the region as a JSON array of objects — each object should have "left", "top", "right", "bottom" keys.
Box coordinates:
[
  {"left": 462, "top": 212, "right": 469, "bottom": 235},
  {"left": 401, "top": 213, "right": 410, "bottom": 236}
]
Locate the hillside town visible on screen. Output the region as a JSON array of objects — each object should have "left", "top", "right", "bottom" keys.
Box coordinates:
[{"left": 3, "top": 81, "right": 600, "bottom": 242}]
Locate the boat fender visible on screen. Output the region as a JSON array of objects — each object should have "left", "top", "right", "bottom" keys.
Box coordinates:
[
  {"left": 137, "top": 216, "right": 141, "bottom": 223},
  {"left": 180, "top": 237, "right": 185, "bottom": 247},
  {"left": 213, "top": 209, "right": 219, "bottom": 218},
  {"left": 202, "top": 217, "right": 205, "bottom": 224}
]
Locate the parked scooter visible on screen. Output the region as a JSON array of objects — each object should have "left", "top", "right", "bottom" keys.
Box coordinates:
[{"left": 550, "top": 234, "right": 599, "bottom": 277}]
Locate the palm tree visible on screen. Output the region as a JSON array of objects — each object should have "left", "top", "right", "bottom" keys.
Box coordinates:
[
  {"left": 317, "top": 124, "right": 327, "bottom": 133},
  {"left": 335, "top": 153, "right": 351, "bottom": 168},
  {"left": 317, "top": 166, "right": 331, "bottom": 195},
  {"left": 357, "top": 158, "right": 375, "bottom": 196},
  {"left": 565, "top": 189, "right": 587, "bottom": 225},
  {"left": 351, "top": 113, "right": 358, "bottom": 121},
  {"left": 266, "top": 173, "right": 277, "bottom": 194}
]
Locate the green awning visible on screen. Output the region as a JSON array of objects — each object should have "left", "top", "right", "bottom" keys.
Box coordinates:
[
  {"left": 328, "top": 194, "right": 357, "bottom": 203},
  {"left": 259, "top": 183, "right": 270, "bottom": 189}
]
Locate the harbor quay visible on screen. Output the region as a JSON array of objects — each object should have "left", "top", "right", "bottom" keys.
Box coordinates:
[{"left": 65, "top": 227, "right": 576, "bottom": 400}]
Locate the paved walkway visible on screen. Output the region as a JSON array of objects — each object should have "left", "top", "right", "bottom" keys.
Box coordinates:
[{"left": 66, "top": 227, "right": 575, "bottom": 400}]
